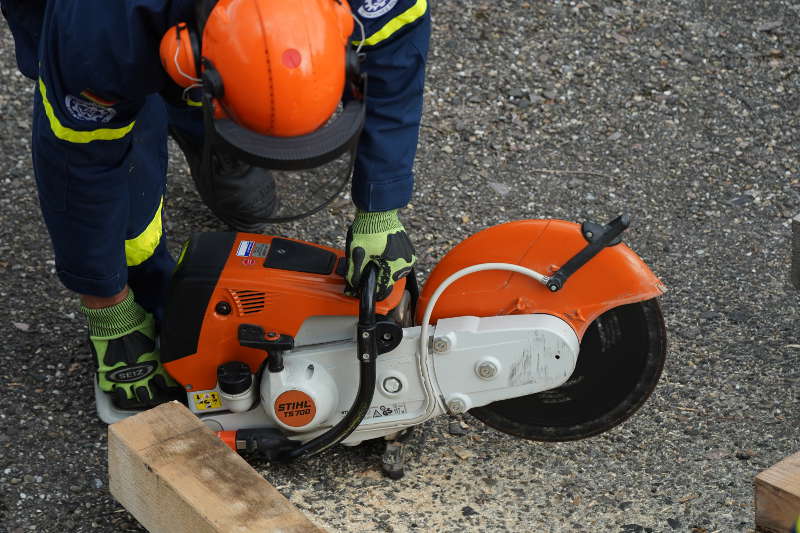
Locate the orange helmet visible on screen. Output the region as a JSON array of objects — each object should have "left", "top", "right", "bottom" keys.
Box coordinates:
[{"left": 160, "top": 0, "right": 365, "bottom": 172}]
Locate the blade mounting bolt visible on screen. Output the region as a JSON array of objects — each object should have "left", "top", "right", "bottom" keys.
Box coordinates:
[
  {"left": 447, "top": 398, "right": 466, "bottom": 414},
  {"left": 476, "top": 360, "right": 498, "bottom": 380},
  {"left": 382, "top": 377, "right": 403, "bottom": 394},
  {"left": 432, "top": 337, "right": 450, "bottom": 354}
]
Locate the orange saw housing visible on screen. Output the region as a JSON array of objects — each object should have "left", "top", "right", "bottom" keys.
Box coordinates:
[{"left": 161, "top": 233, "right": 405, "bottom": 392}]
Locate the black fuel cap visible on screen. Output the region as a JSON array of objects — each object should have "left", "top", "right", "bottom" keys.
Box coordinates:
[{"left": 217, "top": 361, "right": 252, "bottom": 395}]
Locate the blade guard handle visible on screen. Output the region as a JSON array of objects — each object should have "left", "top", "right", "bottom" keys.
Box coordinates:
[{"left": 546, "top": 214, "right": 631, "bottom": 292}]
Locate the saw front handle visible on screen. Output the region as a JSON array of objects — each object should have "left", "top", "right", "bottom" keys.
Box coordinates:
[{"left": 279, "top": 262, "right": 382, "bottom": 460}]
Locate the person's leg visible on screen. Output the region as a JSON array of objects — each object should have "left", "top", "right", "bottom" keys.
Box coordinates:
[
  {"left": 33, "top": 3, "right": 184, "bottom": 410},
  {"left": 125, "top": 95, "right": 176, "bottom": 324}
]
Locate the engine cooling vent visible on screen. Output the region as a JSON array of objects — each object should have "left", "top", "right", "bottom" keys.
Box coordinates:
[{"left": 228, "top": 289, "right": 267, "bottom": 315}]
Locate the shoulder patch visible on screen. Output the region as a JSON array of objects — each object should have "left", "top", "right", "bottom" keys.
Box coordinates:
[
  {"left": 65, "top": 94, "right": 117, "bottom": 124},
  {"left": 357, "top": 0, "right": 400, "bottom": 19}
]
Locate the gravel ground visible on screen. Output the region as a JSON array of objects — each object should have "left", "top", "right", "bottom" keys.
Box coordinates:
[{"left": 1, "top": 1, "right": 799, "bottom": 532}]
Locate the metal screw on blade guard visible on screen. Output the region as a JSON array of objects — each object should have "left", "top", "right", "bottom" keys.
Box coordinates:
[
  {"left": 383, "top": 377, "right": 403, "bottom": 394},
  {"left": 476, "top": 360, "right": 498, "bottom": 379},
  {"left": 432, "top": 337, "right": 450, "bottom": 353},
  {"left": 361, "top": 331, "right": 370, "bottom": 339},
  {"left": 447, "top": 398, "right": 466, "bottom": 414}
]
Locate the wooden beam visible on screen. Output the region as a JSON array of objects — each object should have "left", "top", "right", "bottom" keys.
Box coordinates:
[
  {"left": 109, "top": 401, "right": 325, "bottom": 533},
  {"left": 792, "top": 214, "right": 800, "bottom": 290},
  {"left": 755, "top": 451, "right": 800, "bottom": 532}
]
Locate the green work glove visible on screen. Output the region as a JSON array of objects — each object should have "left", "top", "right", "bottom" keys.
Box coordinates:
[
  {"left": 82, "top": 290, "right": 183, "bottom": 410},
  {"left": 345, "top": 209, "right": 416, "bottom": 300}
]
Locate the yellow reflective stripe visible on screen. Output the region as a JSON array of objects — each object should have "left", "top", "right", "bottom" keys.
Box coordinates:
[
  {"left": 186, "top": 98, "right": 202, "bottom": 107},
  {"left": 125, "top": 198, "right": 163, "bottom": 267},
  {"left": 38, "top": 78, "right": 135, "bottom": 143},
  {"left": 354, "top": 0, "right": 428, "bottom": 47}
]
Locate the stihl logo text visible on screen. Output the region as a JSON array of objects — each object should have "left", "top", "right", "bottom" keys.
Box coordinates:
[{"left": 277, "top": 401, "right": 312, "bottom": 418}]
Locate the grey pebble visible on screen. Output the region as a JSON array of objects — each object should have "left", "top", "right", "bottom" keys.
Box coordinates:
[
  {"left": 757, "top": 20, "right": 783, "bottom": 32},
  {"left": 448, "top": 419, "right": 468, "bottom": 436},
  {"left": 729, "top": 195, "right": 754, "bottom": 206}
]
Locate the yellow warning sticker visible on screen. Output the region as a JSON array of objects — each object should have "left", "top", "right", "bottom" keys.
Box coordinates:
[{"left": 193, "top": 391, "right": 222, "bottom": 410}]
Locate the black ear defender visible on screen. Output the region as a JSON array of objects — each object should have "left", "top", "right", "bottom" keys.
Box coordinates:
[
  {"left": 201, "top": 61, "right": 225, "bottom": 100},
  {"left": 346, "top": 47, "right": 365, "bottom": 99}
]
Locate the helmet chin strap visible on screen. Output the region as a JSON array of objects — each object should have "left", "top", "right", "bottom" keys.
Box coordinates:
[
  {"left": 173, "top": 43, "right": 202, "bottom": 102},
  {"left": 352, "top": 12, "right": 366, "bottom": 54}
]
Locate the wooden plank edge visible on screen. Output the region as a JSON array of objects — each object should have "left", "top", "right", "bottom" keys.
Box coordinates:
[
  {"left": 108, "top": 402, "right": 326, "bottom": 533},
  {"left": 755, "top": 451, "right": 800, "bottom": 533}
]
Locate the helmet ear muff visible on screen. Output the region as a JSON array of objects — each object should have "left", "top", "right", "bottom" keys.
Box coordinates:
[{"left": 159, "top": 22, "right": 201, "bottom": 88}]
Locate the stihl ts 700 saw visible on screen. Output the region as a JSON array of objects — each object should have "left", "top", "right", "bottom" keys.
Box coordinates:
[{"left": 96, "top": 215, "right": 667, "bottom": 464}]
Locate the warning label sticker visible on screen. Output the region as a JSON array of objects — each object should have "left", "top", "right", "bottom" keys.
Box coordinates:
[
  {"left": 193, "top": 391, "right": 222, "bottom": 411},
  {"left": 236, "top": 241, "right": 269, "bottom": 258},
  {"left": 342, "top": 402, "right": 408, "bottom": 420}
]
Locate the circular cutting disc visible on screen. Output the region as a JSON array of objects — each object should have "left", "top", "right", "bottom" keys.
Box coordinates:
[{"left": 469, "top": 298, "right": 667, "bottom": 441}]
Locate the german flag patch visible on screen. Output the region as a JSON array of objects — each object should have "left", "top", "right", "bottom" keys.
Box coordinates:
[{"left": 79, "top": 90, "right": 118, "bottom": 108}]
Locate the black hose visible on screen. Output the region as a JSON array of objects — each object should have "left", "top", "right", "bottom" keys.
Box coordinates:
[{"left": 281, "top": 263, "right": 379, "bottom": 460}]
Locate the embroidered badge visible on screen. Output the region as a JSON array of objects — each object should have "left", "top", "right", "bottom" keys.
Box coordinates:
[
  {"left": 65, "top": 94, "right": 117, "bottom": 123},
  {"left": 357, "top": 0, "right": 399, "bottom": 19}
]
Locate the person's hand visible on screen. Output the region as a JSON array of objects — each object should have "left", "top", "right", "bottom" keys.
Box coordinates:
[
  {"left": 83, "top": 290, "right": 184, "bottom": 410},
  {"left": 345, "top": 209, "right": 416, "bottom": 300}
]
